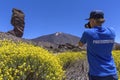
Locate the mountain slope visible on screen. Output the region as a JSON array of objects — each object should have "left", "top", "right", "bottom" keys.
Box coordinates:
[
  {"left": 31, "top": 32, "right": 80, "bottom": 46},
  {"left": 31, "top": 32, "right": 120, "bottom": 51}
]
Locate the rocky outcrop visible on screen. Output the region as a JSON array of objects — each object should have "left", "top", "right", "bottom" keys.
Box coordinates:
[
  {"left": 65, "top": 59, "right": 88, "bottom": 80},
  {"left": 57, "top": 43, "right": 81, "bottom": 52},
  {"left": 0, "top": 32, "right": 32, "bottom": 44},
  {"left": 7, "top": 8, "right": 25, "bottom": 37}
]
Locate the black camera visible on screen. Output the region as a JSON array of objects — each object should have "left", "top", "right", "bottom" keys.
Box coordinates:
[{"left": 84, "top": 22, "right": 92, "bottom": 28}]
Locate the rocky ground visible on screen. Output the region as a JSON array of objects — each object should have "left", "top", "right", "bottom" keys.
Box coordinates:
[{"left": 65, "top": 59, "right": 88, "bottom": 80}]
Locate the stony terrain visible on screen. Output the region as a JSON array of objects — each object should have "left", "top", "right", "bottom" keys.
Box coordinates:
[{"left": 65, "top": 59, "right": 88, "bottom": 80}]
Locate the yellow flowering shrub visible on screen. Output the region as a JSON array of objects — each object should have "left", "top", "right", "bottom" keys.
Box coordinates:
[
  {"left": 0, "top": 40, "right": 64, "bottom": 80},
  {"left": 56, "top": 51, "right": 86, "bottom": 69},
  {"left": 112, "top": 50, "right": 120, "bottom": 79},
  {"left": 57, "top": 51, "right": 120, "bottom": 79}
]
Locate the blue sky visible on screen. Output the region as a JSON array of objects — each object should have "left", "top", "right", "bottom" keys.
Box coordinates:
[{"left": 0, "top": 0, "right": 120, "bottom": 43}]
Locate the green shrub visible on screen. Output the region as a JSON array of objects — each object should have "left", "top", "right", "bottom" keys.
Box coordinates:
[
  {"left": 113, "top": 50, "right": 120, "bottom": 79},
  {"left": 56, "top": 51, "right": 86, "bottom": 69},
  {"left": 0, "top": 40, "right": 64, "bottom": 80}
]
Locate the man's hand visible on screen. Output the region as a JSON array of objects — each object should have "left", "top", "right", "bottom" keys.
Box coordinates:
[{"left": 78, "top": 41, "right": 84, "bottom": 47}]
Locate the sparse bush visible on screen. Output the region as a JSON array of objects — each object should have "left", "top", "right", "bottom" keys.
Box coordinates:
[
  {"left": 113, "top": 50, "right": 120, "bottom": 79},
  {"left": 56, "top": 51, "right": 86, "bottom": 69},
  {"left": 0, "top": 40, "right": 119, "bottom": 80},
  {"left": 0, "top": 40, "right": 64, "bottom": 80}
]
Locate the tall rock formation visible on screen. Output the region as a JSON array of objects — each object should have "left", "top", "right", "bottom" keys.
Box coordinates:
[{"left": 7, "top": 8, "right": 25, "bottom": 37}]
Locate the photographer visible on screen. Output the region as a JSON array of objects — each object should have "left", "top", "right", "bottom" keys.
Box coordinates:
[{"left": 78, "top": 10, "right": 118, "bottom": 80}]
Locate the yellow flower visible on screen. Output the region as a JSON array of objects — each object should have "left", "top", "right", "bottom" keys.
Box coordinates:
[{"left": 0, "top": 40, "right": 65, "bottom": 80}]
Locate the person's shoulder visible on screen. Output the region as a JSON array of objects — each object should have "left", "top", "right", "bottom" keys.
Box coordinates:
[
  {"left": 106, "top": 27, "right": 116, "bottom": 37},
  {"left": 84, "top": 28, "right": 92, "bottom": 33},
  {"left": 106, "top": 27, "right": 115, "bottom": 33},
  {"left": 84, "top": 28, "right": 94, "bottom": 35},
  {"left": 82, "top": 29, "right": 94, "bottom": 38},
  {"left": 106, "top": 27, "right": 115, "bottom": 31}
]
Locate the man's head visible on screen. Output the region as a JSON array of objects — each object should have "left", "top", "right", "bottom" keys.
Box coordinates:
[{"left": 85, "top": 10, "right": 105, "bottom": 28}]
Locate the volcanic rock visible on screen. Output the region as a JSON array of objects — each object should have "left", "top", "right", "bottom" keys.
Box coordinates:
[
  {"left": 7, "top": 8, "right": 25, "bottom": 37},
  {"left": 65, "top": 59, "right": 88, "bottom": 80},
  {"left": 0, "top": 32, "right": 32, "bottom": 44}
]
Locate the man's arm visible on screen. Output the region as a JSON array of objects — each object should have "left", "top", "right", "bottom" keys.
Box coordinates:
[{"left": 78, "top": 31, "right": 87, "bottom": 47}]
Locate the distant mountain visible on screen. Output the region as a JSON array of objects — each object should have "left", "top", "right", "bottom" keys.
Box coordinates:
[
  {"left": 31, "top": 32, "right": 80, "bottom": 46},
  {"left": 31, "top": 32, "right": 120, "bottom": 51},
  {"left": 0, "top": 31, "right": 119, "bottom": 52},
  {"left": 31, "top": 32, "right": 82, "bottom": 52}
]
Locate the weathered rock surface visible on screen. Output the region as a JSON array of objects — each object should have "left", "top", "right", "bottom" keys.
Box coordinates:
[
  {"left": 65, "top": 59, "right": 89, "bottom": 80},
  {"left": 0, "top": 32, "right": 32, "bottom": 44},
  {"left": 57, "top": 43, "right": 81, "bottom": 52},
  {"left": 7, "top": 8, "right": 25, "bottom": 37}
]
